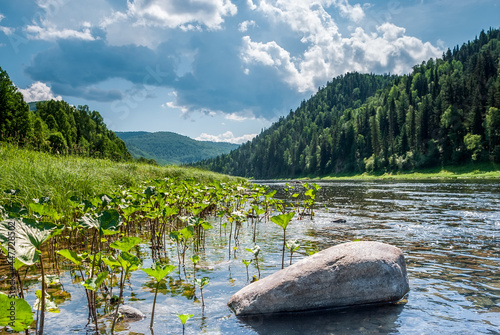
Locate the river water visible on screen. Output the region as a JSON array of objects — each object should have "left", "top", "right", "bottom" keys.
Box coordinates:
[{"left": 7, "top": 180, "right": 500, "bottom": 334}]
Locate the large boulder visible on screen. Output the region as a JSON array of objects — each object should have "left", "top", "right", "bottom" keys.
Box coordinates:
[{"left": 228, "top": 241, "right": 409, "bottom": 316}]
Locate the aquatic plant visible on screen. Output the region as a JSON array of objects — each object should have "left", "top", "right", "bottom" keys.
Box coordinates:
[
  {"left": 194, "top": 276, "right": 210, "bottom": 310},
  {"left": 241, "top": 259, "right": 252, "bottom": 281},
  {"left": 177, "top": 313, "right": 194, "bottom": 335},
  {"left": 108, "top": 236, "right": 143, "bottom": 333},
  {"left": 142, "top": 262, "right": 176, "bottom": 329},
  {"left": 285, "top": 239, "right": 300, "bottom": 265},
  {"left": 270, "top": 212, "right": 295, "bottom": 269},
  {"left": 245, "top": 245, "right": 261, "bottom": 278}
]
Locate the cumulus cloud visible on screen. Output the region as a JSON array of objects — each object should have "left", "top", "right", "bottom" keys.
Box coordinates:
[
  {"left": 241, "top": 0, "right": 442, "bottom": 93},
  {"left": 238, "top": 20, "right": 256, "bottom": 32},
  {"left": 196, "top": 131, "right": 257, "bottom": 144},
  {"left": 26, "top": 23, "right": 95, "bottom": 41},
  {"left": 18, "top": 82, "right": 62, "bottom": 102},
  {"left": 126, "top": 0, "right": 237, "bottom": 30}
]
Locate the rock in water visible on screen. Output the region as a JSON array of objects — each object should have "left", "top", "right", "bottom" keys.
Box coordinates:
[
  {"left": 228, "top": 241, "right": 409, "bottom": 316},
  {"left": 118, "top": 305, "right": 145, "bottom": 320}
]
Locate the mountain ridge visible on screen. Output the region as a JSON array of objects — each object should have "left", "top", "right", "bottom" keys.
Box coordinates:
[{"left": 115, "top": 131, "right": 239, "bottom": 165}]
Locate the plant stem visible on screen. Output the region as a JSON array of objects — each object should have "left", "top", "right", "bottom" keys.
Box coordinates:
[
  {"left": 39, "top": 256, "right": 46, "bottom": 335},
  {"left": 150, "top": 281, "right": 159, "bottom": 329},
  {"left": 281, "top": 229, "right": 286, "bottom": 269},
  {"left": 111, "top": 268, "right": 124, "bottom": 334}
]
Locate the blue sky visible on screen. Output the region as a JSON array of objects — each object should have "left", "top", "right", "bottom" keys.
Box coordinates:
[{"left": 0, "top": 0, "right": 499, "bottom": 143}]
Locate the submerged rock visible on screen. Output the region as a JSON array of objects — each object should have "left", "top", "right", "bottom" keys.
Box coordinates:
[
  {"left": 228, "top": 241, "right": 409, "bottom": 316},
  {"left": 118, "top": 305, "right": 145, "bottom": 320}
]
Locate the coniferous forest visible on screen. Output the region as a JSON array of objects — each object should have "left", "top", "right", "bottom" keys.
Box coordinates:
[
  {"left": 0, "top": 68, "right": 131, "bottom": 161},
  {"left": 196, "top": 29, "right": 500, "bottom": 178}
]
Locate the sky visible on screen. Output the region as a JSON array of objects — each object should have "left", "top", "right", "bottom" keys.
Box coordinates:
[{"left": 0, "top": 0, "right": 499, "bottom": 144}]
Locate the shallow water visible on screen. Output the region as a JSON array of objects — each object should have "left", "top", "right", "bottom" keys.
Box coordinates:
[{"left": 4, "top": 180, "right": 500, "bottom": 334}]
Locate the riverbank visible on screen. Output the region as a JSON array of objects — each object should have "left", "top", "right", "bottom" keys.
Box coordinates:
[
  {"left": 315, "top": 163, "right": 500, "bottom": 180},
  {"left": 0, "top": 144, "right": 243, "bottom": 212}
]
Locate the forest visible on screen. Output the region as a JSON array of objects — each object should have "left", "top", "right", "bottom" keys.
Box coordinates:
[
  {"left": 196, "top": 28, "right": 500, "bottom": 178},
  {"left": 0, "top": 69, "right": 131, "bottom": 162}
]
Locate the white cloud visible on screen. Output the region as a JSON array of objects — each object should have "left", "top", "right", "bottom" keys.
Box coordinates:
[
  {"left": 239, "top": 20, "right": 256, "bottom": 32},
  {"left": 19, "top": 82, "right": 62, "bottom": 103},
  {"left": 126, "top": 0, "right": 237, "bottom": 30},
  {"left": 196, "top": 131, "right": 257, "bottom": 144},
  {"left": 0, "top": 13, "right": 14, "bottom": 35},
  {"left": 225, "top": 111, "right": 256, "bottom": 121},
  {"left": 241, "top": 0, "right": 442, "bottom": 93},
  {"left": 26, "top": 23, "right": 95, "bottom": 41}
]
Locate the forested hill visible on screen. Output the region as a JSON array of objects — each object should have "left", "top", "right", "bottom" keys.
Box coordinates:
[
  {"left": 0, "top": 67, "right": 131, "bottom": 161},
  {"left": 115, "top": 131, "right": 239, "bottom": 165},
  {"left": 196, "top": 28, "right": 500, "bottom": 178}
]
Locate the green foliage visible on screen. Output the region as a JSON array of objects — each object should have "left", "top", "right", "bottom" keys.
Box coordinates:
[
  {"left": 143, "top": 263, "right": 177, "bottom": 283},
  {"left": 0, "top": 70, "right": 132, "bottom": 161},
  {"left": 115, "top": 131, "right": 239, "bottom": 165},
  {"left": 196, "top": 28, "right": 500, "bottom": 177},
  {"left": 0, "top": 293, "right": 34, "bottom": 332}
]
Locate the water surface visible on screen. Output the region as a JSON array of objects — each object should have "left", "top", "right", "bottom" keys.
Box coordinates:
[{"left": 6, "top": 180, "right": 500, "bottom": 334}]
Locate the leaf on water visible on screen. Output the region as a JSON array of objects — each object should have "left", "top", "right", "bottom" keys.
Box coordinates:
[
  {"left": 0, "top": 292, "right": 34, "bottom": 332},
  {"left": 57, "top": 249, "right": 85, "bottom": 266}
]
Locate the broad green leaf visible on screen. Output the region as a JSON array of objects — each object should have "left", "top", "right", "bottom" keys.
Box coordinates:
[
  {"left": 79, "top": 209, "right": 121, "bottom": 236},
  {"left": 162, "top": 206, "right": 178, "bottom": 218},
  {"left": 102, "top": 255, "right": 121, "bottom": 269},
  {"left": 270, "top": 212, "right": 295, "bottom": 230},
  {"left": 57, "top": 249, "right": 85, "bottom": 266},
  {"left": 82, "top": 271, "right": 109, "bottom": 291},
  {"left": 0, "top": 218, "right": 54, "bottom": 266},
  {"left": 179, "top": 226, "right": 194, "bottom": 240},
  {"left": 0, "top": 292, "right": 34, "bottom": 332},
  {"left": 177, "top": 313, "right": 194, "bottom": 325},
  {"left": 142, "top": 263, "right": 176, "bottom": 282},
  {"left": 118, "top": 251, "right": 141, "bottom": 273},
  {"left": 110, "top": 236, "right": 142, "bottom": 252}
]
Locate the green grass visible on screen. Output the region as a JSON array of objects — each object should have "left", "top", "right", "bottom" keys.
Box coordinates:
[
  {"left": 316, "top": 162, "right": 500, "bottom": 180},
  {"left": 0, "top": 143, "right": 243, "bottom": 212}
]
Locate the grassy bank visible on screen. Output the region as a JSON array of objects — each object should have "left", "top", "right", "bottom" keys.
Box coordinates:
[
  {"left": 316, "top": 162, "right": 500, "bottom": 180},
  {"left": 0, "top": 143, "right": 243, "bottom": 211}
]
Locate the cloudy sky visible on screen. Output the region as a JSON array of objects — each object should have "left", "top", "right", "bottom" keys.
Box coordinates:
[{"left": 0, "top": 0, "right": 499, "bottom": 143}]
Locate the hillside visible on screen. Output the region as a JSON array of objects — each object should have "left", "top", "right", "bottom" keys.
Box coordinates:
[
  {"left": 0, "top": 68, "right": 131, "bottom": 161},
  {"left": 115, "top": 131, "right": 239, "bottom": 165},
  {"left": 195, "top": 28, "right": 500, "bottom": 178}
]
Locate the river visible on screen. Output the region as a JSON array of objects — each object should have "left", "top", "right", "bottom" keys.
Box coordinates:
[{"left": 9, "top": 179, "right": 500, "bottom": 334}]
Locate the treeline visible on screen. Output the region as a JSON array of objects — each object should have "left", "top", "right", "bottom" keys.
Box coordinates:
[
  {"left": 0, "top": 67, "right": 132, "bottom": 161},
  {"left": 196, "top": 28, "right": 500, "bottom": 178}
]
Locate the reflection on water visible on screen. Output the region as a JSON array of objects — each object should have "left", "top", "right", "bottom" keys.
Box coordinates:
[{"left": 2, "top": 180, "right": 499, "bottom": 334}]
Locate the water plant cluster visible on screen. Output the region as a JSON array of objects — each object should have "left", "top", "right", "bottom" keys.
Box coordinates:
[{"left": 0, "top": 179, "right": 321, "bottom": 334}]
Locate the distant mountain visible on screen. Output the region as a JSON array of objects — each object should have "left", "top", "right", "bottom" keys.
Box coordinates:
[{"left": 115, "top": 131, "right": 239, "bottom": 165}]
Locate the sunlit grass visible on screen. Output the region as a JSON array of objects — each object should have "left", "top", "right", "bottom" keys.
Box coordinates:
[{"left": 0, "top": 143, "right": 242, "bottom": 212}]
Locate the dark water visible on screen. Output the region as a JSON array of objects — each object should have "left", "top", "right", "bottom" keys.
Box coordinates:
[{"left": 8, "top": 180, "right": 500, "bottom": 334}]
